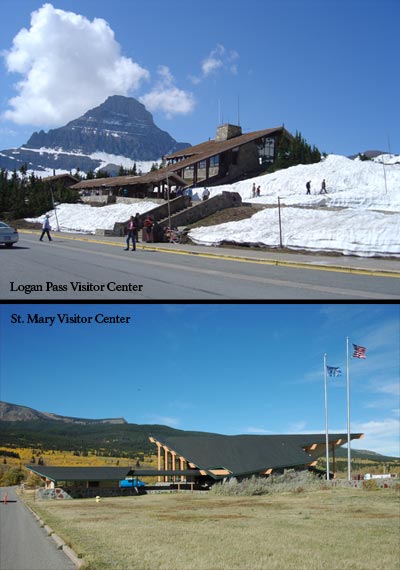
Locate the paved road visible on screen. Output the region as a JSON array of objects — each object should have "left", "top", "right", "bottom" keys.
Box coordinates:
[
  {"left": 1, "top": 232, "right": 399, "bottom": 299},
  {"left": 0, "top": 487, "right": 75, "bottom": 570}
]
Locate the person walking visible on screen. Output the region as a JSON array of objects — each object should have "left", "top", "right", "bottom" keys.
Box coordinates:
[
  {"left": 320, "top": 179, "right": 327, "bottom": 194},
  {"left": 124, "top": 216, "right": 136, "bottom": 251},
  {"left": 256, "top": 185, "right": 261, "bottom": 197},
  {"left": 306, "top": 181, "right": 311, "bottom": 195},
  {"left": 39, "top": 215, "right": 52, "bottom": 241}
]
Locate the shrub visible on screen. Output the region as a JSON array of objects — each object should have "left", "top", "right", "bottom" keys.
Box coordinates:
[
  {"left": 210, "top": 470, "right": 325, "bottom": 496},
  {"left": 362, "top": 479, "right": 379, "bottom": 491},
  {"left": 0, "top": 466, "right": 25, "bottom": 486}
]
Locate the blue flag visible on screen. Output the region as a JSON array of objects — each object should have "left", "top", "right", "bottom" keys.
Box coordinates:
[{"left": 327, "top": 365, "right": 342, "bottom": 377}]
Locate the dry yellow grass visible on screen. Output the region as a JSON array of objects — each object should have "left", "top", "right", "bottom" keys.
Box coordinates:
[{"left": 23, "top": 488, "right": 400, "bottom": 570}]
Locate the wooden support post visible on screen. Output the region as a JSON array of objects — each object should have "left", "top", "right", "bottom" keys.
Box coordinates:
[
  {"left": 163, "top": 446, "right": 169, "bottom": 482},
  {"left": 172, "top": 452, "right": 176, "bottom": 482},
  {"left": 157, "top": 443, "right": 161, "bottom": 482}
]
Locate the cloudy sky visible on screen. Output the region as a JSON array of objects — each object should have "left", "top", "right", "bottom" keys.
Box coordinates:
[
  {"left": 0, "top": 0, "right": 399, "bottom": 155},
  {"left": 1, "top": 303, "right": 399, "bottom": 457}
]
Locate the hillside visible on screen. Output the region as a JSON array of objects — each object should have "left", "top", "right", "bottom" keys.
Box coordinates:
[
  {"left": 0, "top": 401, "right": 127, "bottom": 425},
  {"left": 0, "top": 402, "right": 397, "bottom": 464},
  {"left": 187, "top": 153, "right": 400, "bottom": 257},
  {"left": 0, "top": 401, "right": 215, "bottom": 456}
]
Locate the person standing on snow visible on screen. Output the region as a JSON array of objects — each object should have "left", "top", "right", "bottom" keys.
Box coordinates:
[
  {"left": 39, "top": 215, "right": 52, "bottom": 241},
  {"left": 320, "top": 179, "right": 327, "bottom": 194},
  {"left": 306, "top": 181, "right": 311, "bottom": 195}
]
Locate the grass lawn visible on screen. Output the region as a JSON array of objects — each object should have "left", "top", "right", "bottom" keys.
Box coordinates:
[{"left": 22, "top": 487, "right": 400, "bottom": 570}]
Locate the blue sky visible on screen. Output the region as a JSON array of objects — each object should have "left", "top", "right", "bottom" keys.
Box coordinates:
[
  {"left": 0, "top": 0, "right": 399, "bottom": 156},
  {"left": 0, "top": 303, "right": 399, "bottom": 457}
]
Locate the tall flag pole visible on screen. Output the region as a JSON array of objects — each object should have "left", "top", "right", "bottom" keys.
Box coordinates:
[
  {"left": 326, "top": 363, "right": 342, "bottom": 480},
  {"left": 347, "top": 339, "right": 367, "bottom": 482},
  {"left": 323, "top": 352, "right": 329, "bottom": 480},
  {"left": 346, "top": 337, "right": 351, "bottom": 482}
]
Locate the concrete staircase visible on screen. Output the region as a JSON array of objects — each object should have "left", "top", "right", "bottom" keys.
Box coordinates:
[{"left": 111, "top": 191, "right": 242, "bottom": 238}]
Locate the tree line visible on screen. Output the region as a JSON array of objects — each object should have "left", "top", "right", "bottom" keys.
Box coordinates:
[
  {"left": 0, "top": 166, "right": 79, "bottom": 221},
  {"left": 275, "top": 130, "right": 322, "bottom": 170}
]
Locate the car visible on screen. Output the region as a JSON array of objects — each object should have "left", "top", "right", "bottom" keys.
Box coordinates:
[{"left": 0, "top": 221, "right": 19, "bottom": 247}]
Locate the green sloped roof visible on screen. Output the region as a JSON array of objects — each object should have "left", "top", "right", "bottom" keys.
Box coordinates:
[
  {"left": 26, "top": 466, "right": 131, "bottom": 482},
  {"left": 152, "top": 433, "right": 362, "bottom": 477}
]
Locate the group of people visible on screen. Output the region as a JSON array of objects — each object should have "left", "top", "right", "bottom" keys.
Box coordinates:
[
  {"left": 251, "top": 183, "right": 261, "bottom": 198},
  {"left": 306, "top": 179, "right": 327, "bottom": 195},
  {"left": 124, "top": 213, "right": 156, "bottom": 251}
]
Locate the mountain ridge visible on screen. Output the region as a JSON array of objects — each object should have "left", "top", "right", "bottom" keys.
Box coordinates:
[
  {"left": 0, "top": 401, "right": 127, "bottom": 425},
  {"left": 0, "top": 95, "right": 190, "bottom": 174},
  {"left": 1, "top": 401, "right": 398, "bottom": 463}
]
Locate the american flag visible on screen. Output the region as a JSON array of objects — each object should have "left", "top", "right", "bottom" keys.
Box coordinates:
[
  {"left": 352, "top": 344, "right": 367, "bottom": 359},
  {"left": 327, "top": 366, "right": 342, "bottom": 377}
]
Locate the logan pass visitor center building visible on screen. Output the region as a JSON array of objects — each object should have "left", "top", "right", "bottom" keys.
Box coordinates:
[{"left": 26, "top": 431, "right": 362, "bottom": 498}]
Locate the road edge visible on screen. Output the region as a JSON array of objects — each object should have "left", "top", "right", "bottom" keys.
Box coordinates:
[
  {"left": 18, "top": 229, "right": 400, "bottom": 279},
  {"left": 23, "top": 500, "right": 85, "bottom": 569}
]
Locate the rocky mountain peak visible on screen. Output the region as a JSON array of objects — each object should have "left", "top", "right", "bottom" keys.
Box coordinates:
[
  {"left": 0, "top": 96, "right": 190, "bottom": 173},
  {"left": 24, "top": 95, "right": 189, "bottom": 160}
]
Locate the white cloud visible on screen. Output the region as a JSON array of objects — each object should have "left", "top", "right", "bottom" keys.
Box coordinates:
[
  {"left": 139, "top": 65, "right": 195, "bottom": 119},
  {"left": 191, "top": 44, "right": 239, "bottom": 84},
  {"left": 244, "top": 426, "right": 273, "bottom": 434},
  {"left": 2, "top": 3, "right": 149, "bottom": 126},
  {"left": 350, "top": 418, "right": 400, "bottom": 457},
  {"left": 146, "top": 414, "right": 181, "bottom": 428}
]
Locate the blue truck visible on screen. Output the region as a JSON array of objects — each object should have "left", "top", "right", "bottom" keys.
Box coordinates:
[{"left": 119, "top": 478, "right": 145, "bottom": 489}]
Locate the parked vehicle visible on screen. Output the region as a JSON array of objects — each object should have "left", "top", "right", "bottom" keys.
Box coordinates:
[
  {"left": 0, "top": 222, "right": 19, "bottom": 247},
  {"left": 119, "top": 478, "right": 145, "bottom": 488}
]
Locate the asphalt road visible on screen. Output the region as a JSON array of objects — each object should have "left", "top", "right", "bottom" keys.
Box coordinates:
[
  {"left": 0, "top": 487, "right": 75, "bottom": 570},
  {"left": 1, "top": 233, "right": 399, "bottom": 300}
]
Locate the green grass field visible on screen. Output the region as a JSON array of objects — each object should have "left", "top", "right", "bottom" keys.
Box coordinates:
[{"left": 23, "top": 488, "right": 400, "bottom": 570}]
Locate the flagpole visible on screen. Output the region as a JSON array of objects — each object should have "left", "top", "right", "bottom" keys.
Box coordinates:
[
  {"left": 346, "top": 336, "right": 351, "bottom": 482},
  {"left": 324, "top": 352, "right": 329, "bottom": 480}
]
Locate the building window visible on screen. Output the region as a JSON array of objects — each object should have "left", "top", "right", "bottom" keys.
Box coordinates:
[
  {"left": 210, "top": 155, "right": 219, "bottom": 167},
  {"left": 258, "top": 138, "right": 275, "bottom": 163},
  {"left": 199, "top": 160, "right": 206, "bottom": 169}
]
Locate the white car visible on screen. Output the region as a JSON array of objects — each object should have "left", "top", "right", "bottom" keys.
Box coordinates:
[{"left": 0, "top": 221, "right": 19, "bottom": 247}]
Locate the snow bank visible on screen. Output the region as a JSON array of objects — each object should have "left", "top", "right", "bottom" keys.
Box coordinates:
[
  {"left": 188, "top": 154, "right": 400, "bottom": 257},
  {"left": 189, "top": 207, "right": 400, "bottom": 257},
  {"left": 26, "top": 201, "right": 158, "bottom": 234}
]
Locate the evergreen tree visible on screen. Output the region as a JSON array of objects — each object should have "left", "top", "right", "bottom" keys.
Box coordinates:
[
  {"left": 275, "top": 130, "right": 322, "bottom": 171},
  {"left": 95, "top": 169, "right": 110, "bottom": 178}
]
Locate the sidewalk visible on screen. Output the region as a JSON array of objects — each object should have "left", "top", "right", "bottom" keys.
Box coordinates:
[{"left": 21, "top": 229, "right": 400, "bottom": 278}]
